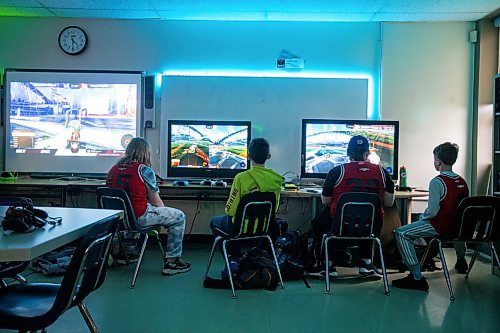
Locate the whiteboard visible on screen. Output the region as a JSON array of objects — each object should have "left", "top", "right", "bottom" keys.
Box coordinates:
[{"left": 160, "top": 76, "right": 368, "bottom": 177}]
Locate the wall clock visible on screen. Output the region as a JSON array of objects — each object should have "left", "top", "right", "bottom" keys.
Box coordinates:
[{"left": 58, "top": 26, "right": 88, "bottom": 55}]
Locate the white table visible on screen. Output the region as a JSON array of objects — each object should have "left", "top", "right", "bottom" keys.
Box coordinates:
[{"left": 0, "top": 206, "right": 123, "bottom": 261}]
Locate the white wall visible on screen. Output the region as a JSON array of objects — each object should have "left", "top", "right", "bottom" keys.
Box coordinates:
[
  {"left": 381, "top": 22, "right": 473, "bottom": 193},
  {"left": 0, "top": 18, "right": 476, "bottom": 192}
]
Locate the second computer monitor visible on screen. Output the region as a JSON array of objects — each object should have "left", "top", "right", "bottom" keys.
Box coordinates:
[
  {"left": 166, "top": 120, "right": 251, "bottom": 179},
  {"left": 301, "top": 119, "right": 399, "bottom": 179}
]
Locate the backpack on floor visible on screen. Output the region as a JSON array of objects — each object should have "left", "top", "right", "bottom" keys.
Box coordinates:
[
  {"left": 233, "top": 247, "right": 279, "bottom": 291},
  {"left": 275, "top": 230, "right": 316, "bottom": 280}
]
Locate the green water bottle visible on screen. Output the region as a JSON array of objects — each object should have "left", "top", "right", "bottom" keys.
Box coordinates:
[{"left": 399, "top": 166, "right": 407, "bottom": 188}]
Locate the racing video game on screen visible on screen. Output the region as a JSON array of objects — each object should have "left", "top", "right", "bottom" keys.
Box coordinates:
[
  {"left": 170, "top": 124, "right": 248, "bottom": 170},
  {"left": 304, "top": 123, "right": 396, "bottom": 175},
  {"left": 8, "top": 81, "right": 137, "bottom": 157}
]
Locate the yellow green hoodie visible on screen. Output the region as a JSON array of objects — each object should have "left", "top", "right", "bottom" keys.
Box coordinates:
[{"left": 225, "top": 166, "right": 283, "bottom": 219}]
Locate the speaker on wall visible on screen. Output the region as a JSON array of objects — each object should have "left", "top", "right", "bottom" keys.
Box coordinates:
[{"left": 144, "top": 75, "right": 159, "bottom": 128}]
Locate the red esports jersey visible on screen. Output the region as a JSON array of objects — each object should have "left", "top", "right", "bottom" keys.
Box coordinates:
[
  {"left": 329, "top": 162, "right": 387, "bottom": 218},
  {"left": 429, "top": 174, "right": 469, "bottom": 236},
  {"left": 106, "top": 161, "right": 148, "bottom": 218}
]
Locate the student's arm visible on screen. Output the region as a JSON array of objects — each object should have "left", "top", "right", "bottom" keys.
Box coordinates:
[
  {"left": 382, "top": 168, "right": 395, "bottom": 207},
  {"left": 321, "top": 167, "right": 340, "bottom": 205},
  {"left": 140, "top": 165, "right": 164, "bottom": 207},
  {"left": 225, "top": 176, "right": 241, "bottom": 217},
  {"left": 419, "top": 177, "right": 443, "bottom": 221}
]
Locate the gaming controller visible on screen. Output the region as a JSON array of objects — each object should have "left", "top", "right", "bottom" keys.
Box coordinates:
[
  {"left": 172, "top": 180, "right": 189, "bottom": 186},
  {"left": 200, "top": 179, "right": 214, "bottom": 186},
  {"left": 213, "top": 180, "right": 227, "bottom": 187}
]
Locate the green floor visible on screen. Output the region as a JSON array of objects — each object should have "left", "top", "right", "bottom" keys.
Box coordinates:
[{"left": 4, "top": 244, "right": 500, "bottom": 333}]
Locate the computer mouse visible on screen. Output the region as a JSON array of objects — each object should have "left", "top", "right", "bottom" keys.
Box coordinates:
[{"left": 172, "top": 180, "right": 189, "bottom": 186}]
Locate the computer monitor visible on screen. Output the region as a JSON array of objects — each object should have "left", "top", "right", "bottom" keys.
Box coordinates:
[
  {"left": 301, "top": 119, "right": 399, "bottom": 179},
  {"left": 3, "top": 69, "right": 142, "bottom": 176},
  {"left": 165, "top": 120, "right": 251, "bottom": 179}
]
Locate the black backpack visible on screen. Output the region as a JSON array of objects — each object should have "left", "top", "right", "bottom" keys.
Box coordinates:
[
  {"left": 233, "top": 247, "right": 279, "bottom": 291},
  {"left": 275, "top": 230, "right": 316, "bottom": 280}
]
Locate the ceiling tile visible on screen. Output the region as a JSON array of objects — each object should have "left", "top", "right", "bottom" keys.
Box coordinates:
[
  {"left": 373, "top": 11, "right": 491, "bottom": 22},
  {"left": 0, "top": 6, "right": 54, "bottom": 16},
  {"left": 40, "top": 0, "right": 155, "bottom": 10},
  {"left": 50, "top": 8, "right": 160, "bottom": 19}
]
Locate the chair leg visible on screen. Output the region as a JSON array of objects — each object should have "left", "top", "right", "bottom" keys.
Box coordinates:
[
  {"left": 491, "top": 243, "right": 500, "bottom": 275},
  {"left": 324, "top": 235, "right": 331, "bottom": 294},
  {"left": 265, "top": 235, "right": 285, "bottom": 290},
  {"left": 465, "top": 247, "right": 480, "bottom": 279},
  {"left": 437, "top": 240, "right": 455, "bottom": 301},
  {"left": 419, "top": 238, "right": 436, "bottom": 269},
  {"left": 78, "top": 302, "right": 100, "bottom": 333},
  {"left": 14, "top": 273, "right": 28, "bottom": 284},
  {"left": 130, "top": 233, "right": 149, "bottom": 289},
  {"left": 374, "top": 238, "right": 390, "bottom": 296},
  {"left": 222, "top": 240, "right": 237, "bottom": 298},
  {"left": 151, "top": 230, "right": 166, "bottom": 258},
  {"left": 116, "top": 230, "right": 130, "bottom": 265},
  {"left": 204, "top": 237, "right": 222, "bottom": 279}
]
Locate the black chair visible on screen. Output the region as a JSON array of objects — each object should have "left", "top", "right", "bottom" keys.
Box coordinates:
[
  {"left": 321, "top": 192, "right": 389, "bottom": 295},
  {"left": 0, "top": 215, "right": 118, "bottom": 333},
  {"left": 0, "top": 262, "right": 28, "bottom": 288},
  {"left": 204, "top": 191, "right": 284, "bottom": 298},
  {"left": 96, "top": 187, "right": 165, "bottom": 288},
  {"left": 0, "top": 196, "right": 29, "bottom": 288},
  {"left": 420, "top": 195, "right": 500, "bottom": 300}
]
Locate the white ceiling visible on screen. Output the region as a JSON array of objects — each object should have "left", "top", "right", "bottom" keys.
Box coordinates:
[{"left": 0, "top": 0, "right": 499, "bottom": 22}]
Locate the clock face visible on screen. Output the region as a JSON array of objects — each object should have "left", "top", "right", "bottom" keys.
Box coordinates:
[{"left": 58, "top": 26, "right": 87, "bottom": 55}]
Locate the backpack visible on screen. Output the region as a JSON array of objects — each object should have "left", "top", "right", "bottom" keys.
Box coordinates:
[
  {"left": 275, "top": 230, "right": 316, "bottom": 280},
  {"left": 30, "top": 247, "right": 76, "bottom": 275},
  {"left": 233, "top": 247, "right": 279, "bottom": 291}
]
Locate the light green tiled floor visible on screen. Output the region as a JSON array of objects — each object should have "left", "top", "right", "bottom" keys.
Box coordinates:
[{"left": 5, "top": 243, "right": 500, "bottom": 333}]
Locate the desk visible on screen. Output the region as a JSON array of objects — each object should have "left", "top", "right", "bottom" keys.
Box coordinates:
[
  {"left": 0, "top": 178, "right": 427, "bottom": 234},
  {"left": 0, "top": 206, "right": 123, "bottom": 261},
  {"left": 283, "top": 188, "right": 429, "bottom": 225}
]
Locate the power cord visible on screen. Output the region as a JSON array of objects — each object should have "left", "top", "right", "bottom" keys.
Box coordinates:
[{"left": 184, "top": 199, "right": 201, "bottom": 240}]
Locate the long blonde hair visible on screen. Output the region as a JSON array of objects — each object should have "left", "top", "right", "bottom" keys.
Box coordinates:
[{"left": 117, "top": 137, "right": 151, "bottom": 166}]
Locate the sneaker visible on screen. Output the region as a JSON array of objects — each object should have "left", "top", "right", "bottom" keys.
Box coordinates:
[
  {"left": 162, "top": 258, "right": 191, "bottom": 276},
  {"left": 392, "top": 274, "right": 429, "bottom": 291},
  {"left": 358, "top": 261, "right": 381, "bottom": 277},
  {"left": 454, "top": 258, "right": 468, "bottom": 274},
  {"left": 323, "top": 266, "right": 338, "bottom": 278},
  {"left": 114, "top": 253, "right": 140, "bottom": 266},
  {"left": 306, "top": 265, "right": 338, "bottom": 278}
]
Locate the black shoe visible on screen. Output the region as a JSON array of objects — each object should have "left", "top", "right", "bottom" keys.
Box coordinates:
[
  {"left": 392, "top": 274, "right": 429, "bottom": 291},
  {"left": 455, "top": 258, "right": 468, "bottom": 274},
  {"left": 162, "top": 258, "right": 191, "bottom": 276}
]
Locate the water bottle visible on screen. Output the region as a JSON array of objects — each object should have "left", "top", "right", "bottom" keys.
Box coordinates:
[{"left": 399, "top": 166, "right": 407, "bottom": 188}]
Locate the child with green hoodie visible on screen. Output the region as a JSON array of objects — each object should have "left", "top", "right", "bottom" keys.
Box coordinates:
[{"left": 210, "top": 138, "right": 283, "bottom": 238}]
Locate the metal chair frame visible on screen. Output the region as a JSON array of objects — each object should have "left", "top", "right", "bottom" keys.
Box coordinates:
[
  {"left": 97, "top": 187, "right": 165, "bottom": 288},
  {"left": 204, "top": 198, "right": 284, "bottom": 298},
  {"left": 420, "top": 199, "right": 500, "bottom": 301},
  {"left": 321, "top": 193, "right": 389, "bottom": 295}
]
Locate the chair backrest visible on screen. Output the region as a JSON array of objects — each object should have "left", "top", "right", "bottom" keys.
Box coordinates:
[
  {"left": 332, "top": 191, "right": 383, "bottom": 237},
  {"left": 96, "top": 187, "right": 138, "bottom": 231},
  {"left": 233, "top": 191, "right": 276, "bottom": 238},
  {"left": 455, "top": 196, "right": 500, "bottom": 242},
  {"left": 43, "top": 215, "right": 118, "bottom": 327}
]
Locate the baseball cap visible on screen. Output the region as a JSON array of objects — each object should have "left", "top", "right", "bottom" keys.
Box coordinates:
[{"left": 347, "top": 135, "right": 369, "bottom": 154}]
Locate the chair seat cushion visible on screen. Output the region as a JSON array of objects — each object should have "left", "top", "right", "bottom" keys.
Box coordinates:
[{"left": 0, "top": 283, "right": 59, "bottom": 327}]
